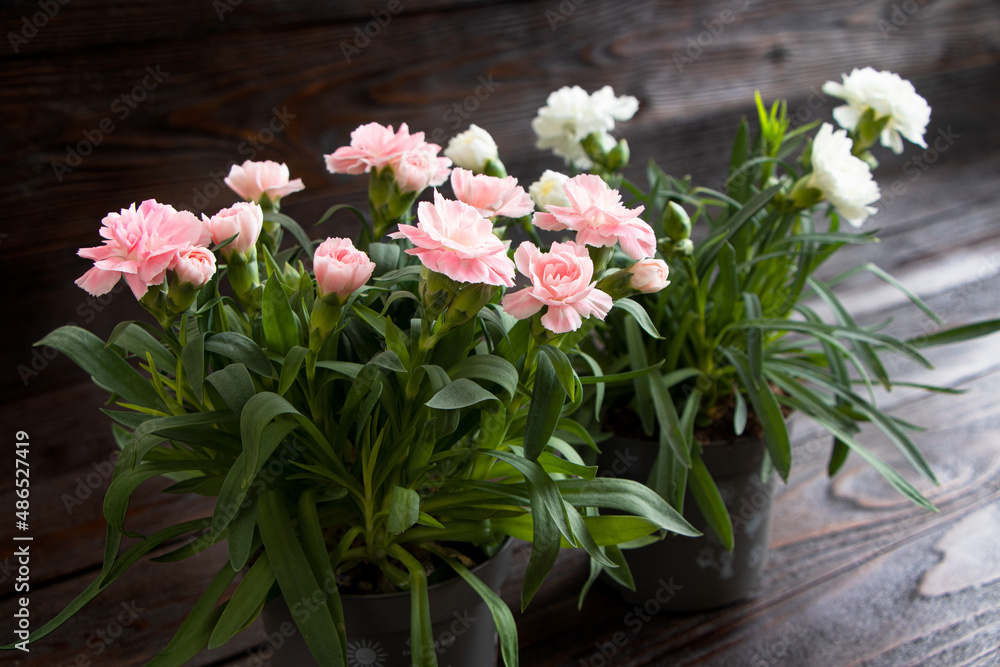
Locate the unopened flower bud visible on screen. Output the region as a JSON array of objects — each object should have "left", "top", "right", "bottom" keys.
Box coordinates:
[
  {"left": 627, "top": 259, "right": 670, "bottom": 293},
  {"left": 662, "top": 201, "right": 691, "bottom": 241}
]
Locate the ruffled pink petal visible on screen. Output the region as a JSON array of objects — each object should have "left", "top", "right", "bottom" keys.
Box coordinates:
[
  {"left": 513, "top": 242, "right": 541, "bottom": 277},
  {"left": 532, "top": 212, "right": 569, "bottom": 231},
  {"left": 541, "top": 304, "right": 583, "bottom": 333},
  {"left": 501, "top": 288, "right": 544, "bottom": 319},
  {"left": 571, "top": 287, "right": 613, "bottom": 319},
  {"left": 75, "top": 266, "right": 121, "bottom": 296},
  {"left": 269, "top": 178, "right": 305, "bottom": 199},
  {"left": 124, "top": 273, "right": 151, "bottom": 299}
]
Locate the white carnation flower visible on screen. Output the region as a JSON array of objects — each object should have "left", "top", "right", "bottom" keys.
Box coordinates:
[
  {"left": 531, "top": 85, "right": 638, "bottom": 169},
  {"left": 808, "top": 123, "right": 881, "bottom": 227},
  {"left": 443, "top": 124, "right": 499, "bottom": 172},
  {"left": 822, "top": 67, "right": 931, "bottom": 154},
  {"left": 529, "top": 170, "right": 571, "bottom": 209}
]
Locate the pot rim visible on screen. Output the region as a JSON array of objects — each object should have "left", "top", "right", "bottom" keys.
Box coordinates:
[{"left": 337, "top": 535, "right": 514, "bottom": 601}]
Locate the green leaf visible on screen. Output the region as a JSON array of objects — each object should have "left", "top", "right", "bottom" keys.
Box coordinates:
[
  {"left": 226, "top": 501, "right": 257, "bottom": 571},
  {"left": 578, "top": 360, "right": 665, "bottom": 385},
  {"left": 262, "top": 274, "right": 300, "bottom": 355},
  {"left": 257, "top": 490, "right": 346, "bottom": 664},
  {"left": 181, "top": 331, "right": 205, "bottom": 402},
  {"left": 209, "top": 553, "right": 275, "bottom": 649},
  {"left": 537, "top": 345, "right": 578, "bottom": 400},
  {"left": 624, "top": 317, "right": 654, "bottom": 434},
  {"left": 429, "top": 544, "right": 519, "bottom": 667},
  {"left": 689, "top": 453, "right": 734, "bottom": 550},
  {"left": 388, "top": 486, "right": 421, "bottom": 535},
  {"left": 614, "top": 297, "right": 662, "bottom": 339},
  {"left": 205, "top": 332, "right": 275, "bottom": 377},
  {"left": 425, "top": 378, "right": 502, "bottom": 411},
  {"left": 109, "top": 322, "right": 177, "bottom": 372},
  {"left": 206, "top": 363, "right": 257, "bottom": 415},
  {"left": 908, "top": 318, "right": 1000, "bottom": 348},
  {"left": 828, "top": 438, "right": 850, "bottom": 476},
  {"left": 278, "top": 346, "right": 309, "bottom": 396},
  {"left": 298, "top": 489, "right": 347, "bottom": 656},
  {"left": 147, "top": 564, "right": 238, "bottom": 666},
  {"left": 522, "top": 350, "right": 566, "bottom": 461},
  {"left": 733, "top": 388, "right": 748, "bottom": 436},
  {"left": 742, "top": 292, "right": 764, "bottom": 383},
  {"left": 725, "top": 348, "right": 791, "bottom": 482},
  {"left": 555, "top": 477, "right": 699, "bottom": 537},
  {"left": 448, "top": 354, "right": 520, "bottom": 402},
  {"left": 264, "top": 211, "right": 316, "bottom": 255},
  {"left": 241, "top": 392, "right": 338, "bottom": 484},
  {"left": 38, "top": 326, "right": 166, "bottom": 410},
  {"left": 387, "top": 545, "right": 437, "bottom": 667}
]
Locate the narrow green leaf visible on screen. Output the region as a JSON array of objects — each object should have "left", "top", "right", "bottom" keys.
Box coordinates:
[
  {"left": 38, "top": 326, "right": 166, "bottom": 410},
  {"left": 262, "top": 274, "right": 300, "bottom": 355},
  {"left": 426, "top": 378, "right": 502, "bottom": 411},
  {"left": 278, "top": 346, "right": 309, "bottom": 396},
  {"left": 725, "top": 348, "right": 791, "bottom": 482},
  {"left": 209, "top": 554, "right": 275, "bottom": 649},
  {"left": 909, "top": 318, "right": 1000, "bottom": 348},
  {"left": 522, "top": 351, "right": 565, "bottom": 461},
  {"left": 689, "top": 453, "right": 734, "bottom": 550},
  {"left": 181, "top": 331, "right": 205, "bottom": 402},
  {"left": 147, "top": 564, "right": 238, "bottom": 667},
  {"left": 614, "top": 297, "right": 662, "bottom": 339},
  {"left": 257, "top": 490, "right": 346, "bottom": 665},
  {"left": 206, "top": 363, "right": 256, "bottom": 416},
  {"left": 205, "top": 332, "right": 275, "bottom": 377}
]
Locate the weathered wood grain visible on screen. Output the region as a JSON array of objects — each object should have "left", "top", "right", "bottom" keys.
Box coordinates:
[{"left": 2, "top": 0, "right": 999, "bottom": 665}]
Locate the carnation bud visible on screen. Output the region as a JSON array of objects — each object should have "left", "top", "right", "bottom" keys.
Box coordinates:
[
  {"left": 627, "top": 259, "right": 671, "bottom": 294},
  {"left": 662, "top": 201, "right": 691, "bottom": 241}
]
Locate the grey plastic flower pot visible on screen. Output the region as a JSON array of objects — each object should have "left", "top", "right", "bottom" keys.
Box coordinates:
[
  {"left": 599, "top": 434, "right": 776, "bottom": 611},
  {"left": 261, "top": 537, "right": 514, "bottom": 667}
]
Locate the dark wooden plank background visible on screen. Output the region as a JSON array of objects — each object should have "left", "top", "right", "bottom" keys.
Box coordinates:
[{"left": 1, "top": 0, "right": 999, "bottom": 665}]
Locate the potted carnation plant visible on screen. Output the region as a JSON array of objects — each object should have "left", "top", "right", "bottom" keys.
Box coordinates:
[
  {"left": 8, "top": 124, "right": 699, "bottom": 666},
  {"left": 525, "top": 75, "right": 1000, "bottom": 610}
]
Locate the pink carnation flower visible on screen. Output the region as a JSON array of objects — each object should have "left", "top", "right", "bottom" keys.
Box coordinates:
[
  {"left": 389, "top": 191, "right": 515, "bottom": 287},
  {"left": 204, "top": 202, "right": 264, "bottom": 256},
  {"left": 224, "top": 160, "right": 304, "bottom": 204},
  {"left": 313, "top": 237, "right": 376, "bottom": 300},
  {"left": 393, "top": 147, "right": 452, "bottom": 194},
  {"left": 449, "top": 168, "right": 535, "bottom": 219},
  {"left": 76, "top": 200, "right": 206, "bottom": 299},
  {"left": 172, "top": 246, "right": 217, "bottom": 288},
  {"left": 533, "top": 174, "right": 655, "bottom": 260},
  {"left": 501, "top": 240, "right": 613, "bottom": 334},
  {"left": 324, "top": 122, "right": 429, "bottom": 175}
]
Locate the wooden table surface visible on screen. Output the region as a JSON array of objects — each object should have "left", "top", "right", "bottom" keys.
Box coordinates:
[{"left": 2, "top": 1, "right": 999, "bottom": 665}]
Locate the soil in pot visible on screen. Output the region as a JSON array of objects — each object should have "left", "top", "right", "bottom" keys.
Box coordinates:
[{"left": 261, "top": 537, "right": 514, "bottom": 667}]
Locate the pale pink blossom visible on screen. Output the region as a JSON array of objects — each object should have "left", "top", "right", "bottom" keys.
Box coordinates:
[
  {"left": 75, "top": 200, "right": 205, "bottom": 299},
  {"left": 324, "top": 122, "right": 429, "bottom": 175},
  {"left": 502, "top": 240, "right": 613, "bottom": 334},
  {"left": 224, "top": 160, "right": 305, "bottom": 204},
  {"left": 313, "top": 237, "right": 376, "bottom": 299},
  {"left": 392, "top": 148, "right": 452, "bottom": 194},
  {"left": 204, "top": 202, "right": 264, "bottom": 255},
  {"left": 533, "top": 174, "right": 654, "bottom": 260},
  {"left": 627, "top": 259, "right": 670, "bottom": 293},
  {"left": 449, "top": 168, "right": 534, "bottom": 219},
  {"left": 389, "top": 191, "right": 515, "bottom": 287},
  {"left": 172, "top": 246, "right": 217, "bottom": 288}
]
